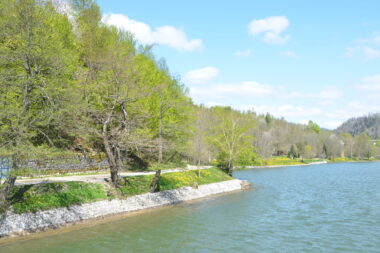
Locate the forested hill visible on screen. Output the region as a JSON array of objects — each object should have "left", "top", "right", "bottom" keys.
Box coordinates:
[{"left": 335, "top": 113, "right": 380, "bottom": 139}]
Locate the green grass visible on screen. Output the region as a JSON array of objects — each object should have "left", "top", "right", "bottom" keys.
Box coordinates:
[
  {"left": 10, "top": 182, "right": 107, "bottom": 213},
  {"left": 159, "top": 167, "right": 232, "bottom": 191},
  {"left": 250, "top": 156, "right": 304, "bottom": 166},
  {"left": 7, "top": 168, "right": 233, "bottom": 213},
  {"left": 329, "top": 157, "right": 378, "bottom": 163},
  {"left": 117, "top": 168, "right": 232, "bottom": 196},
  {"left": 116, "top": 175, "right": 154, "bottom": 196}
]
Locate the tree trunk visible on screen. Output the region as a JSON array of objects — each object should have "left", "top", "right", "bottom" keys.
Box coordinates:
[
  {"left": 102, "top": 118, "right": 119, "bottom": 185},
  {"left": 0, "top": 176, "right": 16, "bottom": 210},
  {"left": 110, "top": 169, "right": 118, "bottom": 184},
  {"left": 158, "top": 102, "right": 163, "bottom": 163},
  {"left": 227, "top": 157, "right": 233, "bottom": 176},
  {"left": 197, "top": 159, "right": 201, "bottom": 177},
  {"left": 227, "top": 166, "right": 233, "bottom": 177},
  {"left": 227, "top": 152, "right": 233, "bottom": 176},
  {"left": 150, "top": 169, "right": 161, "bottom": 193}
]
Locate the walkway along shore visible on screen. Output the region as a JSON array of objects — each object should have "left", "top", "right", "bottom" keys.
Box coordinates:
[
  {"left": 0, "top": 179, "right": 250, "bottom": 238},
  {"left": 15, "top": 165, "right": 213, "bottom": 186}
]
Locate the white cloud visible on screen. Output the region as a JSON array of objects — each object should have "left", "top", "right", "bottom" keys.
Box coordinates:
[
  {"left": 281, "top": 50, "right": 299, "bottom": 58},
  {"left": 248, "top": 16, "right": 290, "bottom": 44},
  {"left": 183, "top": 67, "right": 219, "bottom": 84},
  {"left": 345, "top": 32, "right": 380, "bottom": 60},
  {"left": 252, "top": 105, "right": 323, "bottom": 118},
  {"left": 235, "top": 49, "right": 252, "bottom": 57},
  {"left": 314, "top": 89, "right": 341, "bottom": 100},
  {"left": 191, "top": 81, "right": 274, "bottom": 99},
  {"left": 362, "top": 47, "right": 380, "bottom": 59},
  {"left": 359, "top": 74, "right": 380, "bottom": 91},
  {"left": 344, "top": 46, "right": 380, "bottom": 60},
  {"left": 344, "top": 46, "right": 380, "bottom": 59},
  {"left": 322, "top": 121, "right": 343, "bottom": 129},
  {"left": 275, "top": 88, "right": 341, "bottom": 103},
  {"left": 228, "top": 103, "right": 377, "bottom": 129},
  {"left": 102, "top": 13, "right": 203, "bottom": 51},
  {"left": 298, "top": 119, "right": 310, "bottom": 125},
  {"left": 205, "top": 102, "right": 223, "bottom": 107},
  {"left": 356, "top": 31, "right": 380, "bottom": 45},
  {"left": 189, "top": 82, "right": 348, "bottom": 129}
]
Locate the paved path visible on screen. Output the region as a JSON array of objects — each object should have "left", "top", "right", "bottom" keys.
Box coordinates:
[{"left": 15, "top": 166, "right": 212, "bottom": 186}]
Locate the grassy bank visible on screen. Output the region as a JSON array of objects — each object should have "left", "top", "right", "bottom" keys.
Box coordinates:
[
  {"left": 245, "top": 156, "right": 378, "bottom": 167},
  {"left": 9, "top": 182, "right": 107, "bottom": 214},
  {"left": 328, "top": 157, "right": 378, "bottom": 163},
  {"left": 249, "top": 156, "right": 305, "bottom": 166},
  {"left": 117, "top": 167, "right": 232, "bottom": 196},
  {"left": 6, "top": 168, "right": 232, "bottom": 214}
]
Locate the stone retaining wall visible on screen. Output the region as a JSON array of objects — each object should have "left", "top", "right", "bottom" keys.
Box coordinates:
[{"left": 0, "top": 179, "right": 248, "bottom": 238}]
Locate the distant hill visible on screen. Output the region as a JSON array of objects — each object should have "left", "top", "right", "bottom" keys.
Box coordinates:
[{"left": 335, "top": 113, "right": 380, "bottom": 139}]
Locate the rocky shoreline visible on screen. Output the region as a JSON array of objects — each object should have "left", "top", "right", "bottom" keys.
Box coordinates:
[{"left": 0, "top": 179, "right": 249, "bottom": 238}]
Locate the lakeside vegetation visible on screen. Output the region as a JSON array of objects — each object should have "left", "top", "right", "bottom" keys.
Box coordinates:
[
  {"left": 1, "top": 0, "right": 379, "bottom": 211},
  {"left": 7, "top": 168, "right": 232, "bottom": 213},
  {"left": 10, "top": 181, "right": 107, "bottom": 214}
]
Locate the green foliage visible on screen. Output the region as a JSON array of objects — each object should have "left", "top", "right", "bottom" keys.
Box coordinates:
[
  {"left": 116, "top": 175, "right": 154, "bottom": 196},
  {"left": 250, "top": 156, "right": 304, "bottom": 166},
  {"left": 116, "top": 168, "right": 232, "bottom": 196},
  {"left": 265, "top": 113, "right": 274, "bottom": 125},
  {"left": 304, "top": 144, "right": 313, "bottom": 159},
  {"left": 353, "top": 133, "right": 373, "bottom": 159},
  {"left": 208, "top": 106, "right": 256, "bottom": 171},
  {"left": 10, "top": 182, "right": 107, "bottom": 213},
  {"left": 287, "top": 145, "right": 298, "bottom": 159},
  {"left": 307, "top": 120, "right": 321, "bottom": 134},
  {"left": 159, "top": 168, "right": 232, "bottom": 191},
  {"left": 323, "top": 144, "right": 328, "bottom": 158},
  {"left": 0, "top": 0, "right": 79, "bottom": 149}
]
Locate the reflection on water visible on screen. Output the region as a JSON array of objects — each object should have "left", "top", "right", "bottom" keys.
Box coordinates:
[{"left": 1, "top": 162, "right": 380, "bottom": 253}]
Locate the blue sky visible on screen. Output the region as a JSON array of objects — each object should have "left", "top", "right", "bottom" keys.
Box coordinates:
[{"left": 98, "top": 0, "right": 380, "bottom": 129}]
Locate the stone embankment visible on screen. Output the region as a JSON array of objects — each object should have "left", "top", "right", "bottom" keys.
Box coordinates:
[{"left": 0, "top": 179, "right": 249, "bottom": 238}]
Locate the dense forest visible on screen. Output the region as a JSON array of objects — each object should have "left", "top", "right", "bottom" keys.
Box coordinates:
[
  {"left": 0, "top": 0, "right": 379, "bottom": 202},
  {"left": 336, "top": 113, "right": 380, "bottom": 139}
]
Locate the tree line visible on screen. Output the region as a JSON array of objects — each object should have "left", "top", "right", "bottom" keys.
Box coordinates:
[
  {"left": 0, "top": 0, "right": 378, "bottom": 203},
  {"left": 336, "top": 113, "right": 380, "bottom": 139}
]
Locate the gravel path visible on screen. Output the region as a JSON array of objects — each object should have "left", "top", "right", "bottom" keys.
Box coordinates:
[{"left": 15, "top": 166, "right": 212, "bottom": 186}]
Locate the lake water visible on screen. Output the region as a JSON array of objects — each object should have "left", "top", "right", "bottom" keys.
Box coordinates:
[{"left": 1, "top": 162, "right": 380, "bottom": 253}]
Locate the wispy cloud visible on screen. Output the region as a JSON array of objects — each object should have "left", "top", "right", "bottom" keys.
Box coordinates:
[
  {"left": 191, "top": 81, "right": 274, "bottom": 99},
  {"left": 359, "top": 74, "right": 380, "bottom": 91},
  {"left": 102, "top": 13, "right": 203, "bottom": 51},
  {"left": 190, "top": 81, "right": 346, "bottom": 129},
  {"left": 344, "top": 32, "right": 380, "bottom": 60},
  {"left": 344, "top": 46, "right": 380, "bottom": 60},
  {"left": 356, "top": 31, "right": 380, "bottom": 45},
  {"left": 248, "top": 16, "right": 290, "bottom": 44},
  {"left": 235, "top": 49, "right": 252, "bottom": 57},
  {"left": 281, "top": 50, "right": 299, "bottom": 58},
  {"left": 183, "top": 67, "right": 219, "bottom": 84}
]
